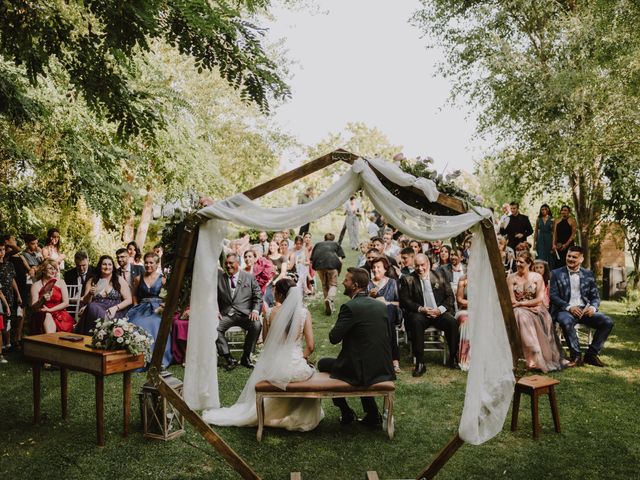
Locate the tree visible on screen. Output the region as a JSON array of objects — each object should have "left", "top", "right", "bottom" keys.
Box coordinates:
[
  {"left": 0, "top": 0, "right": 289, "bottom": 137},
  {"left": 603, "top": 159, "right": 640, "bottom": 288},
  {"left": 413, "top": 0, "right": 640, "bottom": 268}
]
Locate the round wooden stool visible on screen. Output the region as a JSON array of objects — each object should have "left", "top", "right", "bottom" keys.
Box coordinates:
[{"left": 511, "top": 375, "right": 561, "bottom": 439}]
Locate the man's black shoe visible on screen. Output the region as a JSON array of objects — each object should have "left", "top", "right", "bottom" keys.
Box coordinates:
[
  {"left": 412, "top": 363, "right": 426, "bottom": 377},
  {"left": 339, "top": 408, "right": 357, "bottom": 425},
  {"left": 240, "top": 356, "right": 255, "bottom": 369},
  {"left": 583, "top": 354, "right": 606, "bottom": 367},
  {"left": 359, "top": 413, "right": 382, "bottom": 429},
  {"left": 224, "top": 356, "right": 238, "bottom": 371}
]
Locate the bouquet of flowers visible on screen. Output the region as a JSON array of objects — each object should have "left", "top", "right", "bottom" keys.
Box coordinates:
[{"left": 91, "top": 317, "right": 152, "bottom": 361}]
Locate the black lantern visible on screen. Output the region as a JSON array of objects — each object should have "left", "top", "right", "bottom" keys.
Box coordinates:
[{"left": 139, "top": 371, "right": 185, "bottom": 440}]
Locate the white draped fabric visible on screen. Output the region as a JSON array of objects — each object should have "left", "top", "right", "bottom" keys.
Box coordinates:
[{"left": 184, "top": 156, "right": 515, "bottom": 445}]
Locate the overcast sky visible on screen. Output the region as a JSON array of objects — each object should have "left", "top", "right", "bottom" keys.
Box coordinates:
[{"left": 264, "top": 0, "right": 484, "bottom": 174}]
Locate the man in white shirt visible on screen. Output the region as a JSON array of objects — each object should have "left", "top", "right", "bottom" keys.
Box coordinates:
[{"left": 399, "top": 254, "right": 459, "bottom": 376}]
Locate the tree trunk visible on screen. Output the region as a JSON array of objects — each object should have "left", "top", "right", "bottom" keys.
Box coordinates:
[
  {"left": 134, "top": 188, "right": 155, "bottom": 249},
  {"left": 122, "top": 213, "right": 135, "bottom": 243}
]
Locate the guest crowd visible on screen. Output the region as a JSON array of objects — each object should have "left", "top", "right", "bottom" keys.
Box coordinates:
[{"left": 0, "top": 198, "right": 613, "bottom": 377}]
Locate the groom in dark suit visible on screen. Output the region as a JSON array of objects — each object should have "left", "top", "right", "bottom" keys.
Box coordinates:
[
  {"left": 399, "top": 253, "right": 459, "bottom": 376},
  {"left": 318, "top": 267, "right": 395, "bottom": 428},
  {"left": 550, "top": 245, "right": 613, "bottom": 367},
  {"left": 216, "top": 253, "right": 263, "bottom": 369}
]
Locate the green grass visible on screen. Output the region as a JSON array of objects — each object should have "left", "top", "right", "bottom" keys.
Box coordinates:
[{"left": 1, "top": 246, "right": 639, "bottom": 479}]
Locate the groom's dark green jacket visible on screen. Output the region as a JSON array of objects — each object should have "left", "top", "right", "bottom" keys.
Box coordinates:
[{"left": 328, "top": 292, "right": 395, "bottom": 386}]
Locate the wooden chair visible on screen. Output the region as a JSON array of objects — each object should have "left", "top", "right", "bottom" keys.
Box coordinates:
[{"left": 511, "top": 375, "right": 561, "bottom": 439}]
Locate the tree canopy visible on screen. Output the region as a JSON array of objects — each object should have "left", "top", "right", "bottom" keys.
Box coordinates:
[{"left": 0, "top": 0, "right": 289, "bottom": 137}]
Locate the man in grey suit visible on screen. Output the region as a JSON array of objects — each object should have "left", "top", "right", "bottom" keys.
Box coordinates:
[
  {"left": 318, "top": 267, "right": 395, "bottom": 428},
  {"left": 217, "top": 253, "right": 263, "bottom": 369}
]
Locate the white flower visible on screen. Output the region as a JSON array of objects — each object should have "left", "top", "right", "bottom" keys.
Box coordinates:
[
  {"left": 116, "top": 337, "right": 124, "bottom": 343},
  {"left": 125, "top": 340, "right": 130, "bottom": 345}
]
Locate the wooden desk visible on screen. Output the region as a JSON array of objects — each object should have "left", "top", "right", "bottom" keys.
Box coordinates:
[{"left": 23, "top": 332, "right": 145, "bottom": 446}]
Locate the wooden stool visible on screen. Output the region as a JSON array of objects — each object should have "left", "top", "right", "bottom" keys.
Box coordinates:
[{"left": 511, "top": 375, "right": 561, "bottom": 439}]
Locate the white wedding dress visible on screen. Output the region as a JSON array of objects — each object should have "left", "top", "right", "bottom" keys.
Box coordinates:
[{"left": 202, "top": 287, "right": 323, "bottom": 431}]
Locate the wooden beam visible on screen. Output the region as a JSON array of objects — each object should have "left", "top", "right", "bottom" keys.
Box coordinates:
[
  {"left": 366, "top": 472, "right": 380, "bottom": 480},
  {"left": 290, "top": 473, "right": 302, "bottom": 480},
  {"left": 242, "top": 149, "right": 358, "bottom": 200},
  {"left": 480, "top": 219, "right": 523, "bottom": 365},
  {"left": 151, "top": 368, "right": 261, "bottom": 480},
  {"left": 150, "top": 218, "right": 197, "bottom": 370},
  {"left": 415, "top": 433, "right": 465, "bottom": 480}
]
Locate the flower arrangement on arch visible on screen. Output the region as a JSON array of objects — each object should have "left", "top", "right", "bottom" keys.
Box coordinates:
[{"left": 91, "top": 317, "right": 152, "bottom": 361}]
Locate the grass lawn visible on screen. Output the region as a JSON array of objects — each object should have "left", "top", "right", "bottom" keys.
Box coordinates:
[{"left": 1, "top": 246, "right": 639, "bottom": 479}]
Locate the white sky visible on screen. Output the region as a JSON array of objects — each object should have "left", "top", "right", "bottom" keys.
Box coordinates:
[{"left": 264, "top": 0, "right": 484, "bottom": 174}]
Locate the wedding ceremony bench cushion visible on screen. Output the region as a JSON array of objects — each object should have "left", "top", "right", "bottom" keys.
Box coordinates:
[{"left": 255, "top": 372, "right": 395, "bottom": 441}]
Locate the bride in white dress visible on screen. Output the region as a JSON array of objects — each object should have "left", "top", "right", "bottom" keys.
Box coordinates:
[{"left": 202, "top": 278, "right": 323, "bottom": 431}]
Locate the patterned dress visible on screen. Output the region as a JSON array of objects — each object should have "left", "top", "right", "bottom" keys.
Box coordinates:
[
  {"left": 513, "top": 281, "right": 563, "bottom": 372},
  {"left": 76, "top": 285, "right": 126, "bottom": 335}
]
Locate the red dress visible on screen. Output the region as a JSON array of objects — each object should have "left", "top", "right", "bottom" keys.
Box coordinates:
[{"left": 30, "top": 284, "right": 75, "bottom": 334}]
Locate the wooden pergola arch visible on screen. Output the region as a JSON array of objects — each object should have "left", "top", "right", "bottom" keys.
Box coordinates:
[{"left": 147, "top": 148, "right": 523, "bottom": 480}]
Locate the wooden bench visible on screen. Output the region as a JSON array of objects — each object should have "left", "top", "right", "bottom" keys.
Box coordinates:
[{"left": 255, "top": 372, "right": 395, "bottom": 441}]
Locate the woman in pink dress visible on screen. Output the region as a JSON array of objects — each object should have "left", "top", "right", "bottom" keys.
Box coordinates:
[
  {"left": 30, "top": 259, "right": 74, "bottom": 335},
  {"left": 507, "top": 251, "right": 563, "bottom": 372}
]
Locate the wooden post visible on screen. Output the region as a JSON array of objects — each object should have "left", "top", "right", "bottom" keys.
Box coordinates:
[
  {"left": 123, "top": 371, "right": 131, "bottom": 437},
  {"left": 95, "top": 374, "right": 105, "bottom": 447},
  {"left": 479, "top": 219, "right": 523, "bottom": 365},
  {"left": 150, "top": 219, "right": 197, "bottom": 371}
]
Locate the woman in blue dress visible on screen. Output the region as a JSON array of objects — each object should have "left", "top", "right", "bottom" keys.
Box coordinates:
[
  {"left": 534, "top": 204, "right": 554, "bottom": 264},
  {"left": 367, "top": 255, "right": 402, "bottom": 374},
  {"left": 128, "top": 252, "right": 172, "bottom": 368}
]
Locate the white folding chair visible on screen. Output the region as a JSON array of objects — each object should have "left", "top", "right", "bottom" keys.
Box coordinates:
[
  {"left": 556, "top": 323, "right": 594, "bottom": 353},
  {"left": 225, "top": 326, "right": 246, "bottom": 354},
  {"left": 66, "top": 284, "right": 82, "bottom": 321},
  {"left": 424, "top": 327, "right": 447, "bottom": 365}
]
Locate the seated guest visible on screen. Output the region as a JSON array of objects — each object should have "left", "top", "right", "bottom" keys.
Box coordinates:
[
  {"left": 265, "top": 240, "right": 288, "bottom": 307},
  {"left": 356, "top": 241, "right": 370, "bottom": 267},
  {"left": 0, "top": 286, "right": 9, "bottom": 363},
  {"left": 29, "top": 260, "right": 74, "bottom": 335},
  {"left": 533, "top": 259, "right": 551, "bottom": 308},
  {"left": 382, "top": 230, "right": 400, "bottom": 258},
  {"left": 461, "top": 234, "right": 473, "bottom": 264},
  {"left": 368, "top": 256, "right": 402, "bottom": 374},
  {"left": 21, "top": 234, "right": 43, "bottom": 284},
  {"left": 409, "top": 239, "right": 424, "bottom": 255},
  {"left": 127, "top": 241, "right": 143, "bottom": 266},
  {"left": 399, "top": 247, "right": 415, "bottom": 277},
  {"left": 438, "top": 247, "right": 466, "bottom": 296},
  {"left": 455, "top": 275, "right": 470, "bottom": 371},
  {"left": 41, "top": 228, "right": 66, "bottom": 270},
  {"left": 366, "top": 214, "right": 379, "bottom": 239},
  {"left": 432, "top": 244, "right": 451, "bottom": 270},
  {"left": 255, "top": 231, "right": 270, "bottom": 256},
  {"left": 399, "top": 253, "right": 459, "bottom": 375},
  {"left": 550, "top": 245, "right": 614, "bottom": 367},
  {"left": 368, "top": 239, "right": 399, "bottom": 278},
  {"left": 116, "top": 248, "right": 144, "bottom": 291},
  {"left": 290, "top": 235, "right": 311, "bottom": 294},
  {"left": 153, "top": 244, "right": 164, "bottom": 272},
  {"left": 427, "top": 240, "right": 442, "bottom": 266},
  {"left": 507, "top": 251, "right": 563, "bottom": 372},
  {"left": 76, "top": 255, "right": 132, "bottom": 335},
  {"left": 243, "top": 248, "right": 274, "bottom": 296},
  {"left": 63, "top": 250, "right": 95, "bottom": 289},
  {"left": 216, "top": 253, "right": 262, "bottom": 369},
  {"left": 498, "top": 235, "right": 515, "bottom": 273},
  {"left": 128, "top": 252, "right": 171, "bottom": 368}
]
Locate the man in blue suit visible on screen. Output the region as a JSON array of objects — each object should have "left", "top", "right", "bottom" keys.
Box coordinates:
[{"left": 549, "top": 245, "right": 613, "bottom": 367}]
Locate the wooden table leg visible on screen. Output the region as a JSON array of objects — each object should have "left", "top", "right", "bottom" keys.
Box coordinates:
[
  {"left": 123, "top": 371, "right": 131, "bottom": 437},
  {"left": 549, "top": 386, "right": 561, "bottom": 433},
  {"left": 33, "top": 362, "right": 42, "bottom": 424},
  {"left": 60, "top": 367, "right": 68, "bottom": 420},
  {"left": 95, "top": 374, "right": 105, "bottom": 446}
]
